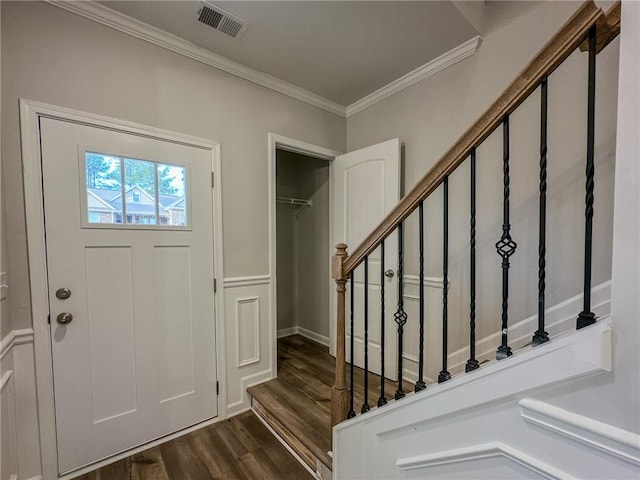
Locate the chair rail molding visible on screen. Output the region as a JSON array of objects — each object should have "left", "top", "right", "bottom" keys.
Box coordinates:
[
  {"left": 0, "top": 328, "right": 34, "bottom": 360},
  {"left": 223, "top": 275, "right": 271, "bottom": 288}
]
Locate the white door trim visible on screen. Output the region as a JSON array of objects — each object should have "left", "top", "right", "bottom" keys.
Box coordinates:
[
  {"left": 20, "top": 99, "right": 227, "bottom": 479},
  {"left": 267, "top": 133, "right": 342, "bottom": 369}
]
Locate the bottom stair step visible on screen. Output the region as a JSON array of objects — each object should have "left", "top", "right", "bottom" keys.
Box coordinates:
[{"left": 250, "top": 394, "right": 332, "bottom": 478}]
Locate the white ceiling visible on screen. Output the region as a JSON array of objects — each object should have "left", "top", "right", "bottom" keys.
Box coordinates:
[{"left": 99, "top": 1, "right": 479, "bottom": 106}]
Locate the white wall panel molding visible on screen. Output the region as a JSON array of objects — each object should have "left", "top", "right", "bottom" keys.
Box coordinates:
[
  {"left": 1, "top": 331, "right": 41, "bottom": 480},
  {"left": 346, "top": 36, "right": 482, "bottom": 117},
  {"left": 402, "top": 275, "right": 444, "bottom": 301},
  {"left": 447, "top": 281, "right": 611, "bottom": 372},
  {"left": 44, "top": 1, "right": 346, "bottom": 117},
  {"left": 520, "top": 398, "right": 640, "bottom": 466},
  {"left": 397, "top": 442, "right": 571, "bottom": 480},
  {"left": 1, "top": 361, "right": 19, "bottom": 480},
  {"left": 227, "top": 368, "right": 273, "bottom": 417},
  {"left": 0, "top": 370, "right": 13, "bottom": 392},
  {"left": 13, "top": 340, "right": 41, "bottom": 480},
  {"left": 223, "top": 275, "right": 271, "bottom": 288},
  {"left": 223, "top": 278, "right": 273, "bottom": 415},
  {"left": 0, "top": 328, "right": 34, "bottom": 360},
  {"left": 235, "top": 296, "right": 261, "bottom": 367}
]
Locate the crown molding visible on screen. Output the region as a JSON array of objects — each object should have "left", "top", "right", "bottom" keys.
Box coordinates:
[
  {"left": 346, "top": 35, "right": 482, "bottom": 117},
  {"left": 45, "top": 0, "right": 346, "bottom": 117}
]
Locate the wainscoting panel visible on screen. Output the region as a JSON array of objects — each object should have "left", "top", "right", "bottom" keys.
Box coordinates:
[
  {"left": 1, "top": 329, "right": 41, "bottom": 480},
  {"left": 223, "top": 276, "right": 273, "bottom": 416},
  {"left": 236, "top": 296, "right": 260, "bottom": 367}
]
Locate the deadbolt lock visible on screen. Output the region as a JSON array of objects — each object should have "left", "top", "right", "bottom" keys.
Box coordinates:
[{"left": 56, "top": 288, "right": 71, "bottom": 300}]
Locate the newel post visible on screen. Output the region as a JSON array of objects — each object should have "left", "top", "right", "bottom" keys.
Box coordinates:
[{"left": 331, "top": 243, "right": 349, "bottom": 427}]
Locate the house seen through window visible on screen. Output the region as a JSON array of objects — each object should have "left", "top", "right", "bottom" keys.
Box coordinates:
[{"left": 85, "top": 152, "right": 187, "bottom": 227}]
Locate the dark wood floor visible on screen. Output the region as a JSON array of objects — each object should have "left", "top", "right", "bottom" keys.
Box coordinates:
[
  {"left": 248, "top": 335, "right": 406, "bottom": 470},
  {"left": 75, "top": 412, "right": 311, "bottom": 480}
]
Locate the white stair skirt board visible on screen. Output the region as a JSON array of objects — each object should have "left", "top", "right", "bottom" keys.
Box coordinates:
[
  {"left": 333, "top": 320, "right": 614, "bottom": 478},
  {"left": 277, "top": 326, "right": 330, "bottom": 347}
]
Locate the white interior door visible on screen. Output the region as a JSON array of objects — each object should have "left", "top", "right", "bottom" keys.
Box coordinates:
[
  {"left": 40, "top": 118, "right": 218, "bottom": 474},
  {"left": 332, "top": 138, "right": 400, "bottom": 381}
]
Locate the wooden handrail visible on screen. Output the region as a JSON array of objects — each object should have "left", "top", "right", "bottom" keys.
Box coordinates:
[{"left": 342, "top": 0, "right": 605, "bottom": 276}]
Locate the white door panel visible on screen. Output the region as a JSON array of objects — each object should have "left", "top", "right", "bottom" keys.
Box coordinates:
[
  {"left": 40, "top": 118, "right": 217, "bottom": 474},
  {"left": 333, "top": 139, "right": 400, "bottom": 381}
]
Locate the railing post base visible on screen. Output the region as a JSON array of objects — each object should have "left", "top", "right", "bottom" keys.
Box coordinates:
[
  {"left": 496, "top": 345, "right": 513, "bottom": 360},
  {"left": 532, "top": 330, "right": 550, "bottom": 346},
  {"left": 331, "top": 386, "right": 350, "bottom": 426},
  {"left": 577, "top": 311, "right": 596, "bottom": 329},
  {"left": 465, "top": 359, "right": 480, "bottom": 372}
]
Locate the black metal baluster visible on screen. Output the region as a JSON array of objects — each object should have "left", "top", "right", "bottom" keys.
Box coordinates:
[
  {"left": 577, "top": 25, "right": 598, "bottom": 330},
  {"left": 394, "top": 223, "right": 407, "bottom": 399},
  {"left": 466, "top": 150, "right": 480, "bottom": 372},
  {"left": 378, "top": 240, "right": 388, "bottom": 407},
  {"left": 438, "top": 178, "right": 451, "bottom": 383},
  {"left": 533, "top": 77, "right": 551, "bottom": 346},
  {"left": 496, "top": 116, "right": 517, "bottom": 360},
  {"left": 347, "top": 272, "right": 356, "bottom": 419},
  {"left": 361, "top": 257, "right": 371, "bottom": 413},
  {"left": 416, "top": 201, "right": 427, "bottom": 392}
]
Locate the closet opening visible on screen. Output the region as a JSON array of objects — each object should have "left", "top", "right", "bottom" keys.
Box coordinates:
[{"left": 275, "top": 148, "right": 331, "bottom": 367}]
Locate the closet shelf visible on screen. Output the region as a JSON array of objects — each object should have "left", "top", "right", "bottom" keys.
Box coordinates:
[{"left": 276, "top": 197, "right": 312, "bottom": 207}]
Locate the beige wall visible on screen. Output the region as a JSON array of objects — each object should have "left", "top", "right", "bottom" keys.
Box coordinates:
[
  {"left": 276, "top": 150, "right": 330, "bottom": 339},
  {"left": 347, "top": 1, "right": 619, "bottom": 365},
  {"left": 1, "top": 1, "right": 345, "bottom": 330}
]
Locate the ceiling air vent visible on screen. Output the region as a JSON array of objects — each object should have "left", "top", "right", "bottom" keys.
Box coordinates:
[{"left": 197, "top": 2, "right": 249, "bottom": 41}]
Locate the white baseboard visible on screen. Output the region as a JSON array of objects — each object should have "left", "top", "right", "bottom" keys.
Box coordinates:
[
  {"left": 277, "top": 326, "right": 330, "bottom": 347},
  {"left": 277, "top": 327, "right": 298, "bottom": 339}
]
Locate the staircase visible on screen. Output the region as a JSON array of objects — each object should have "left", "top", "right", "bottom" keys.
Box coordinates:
[{"left": 246, "top": 2, "right": 633, "bottom": 479}]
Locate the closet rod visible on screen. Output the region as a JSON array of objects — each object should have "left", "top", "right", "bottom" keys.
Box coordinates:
[{"left": 276, "top": 196, "right": 312, "bottom": 207}]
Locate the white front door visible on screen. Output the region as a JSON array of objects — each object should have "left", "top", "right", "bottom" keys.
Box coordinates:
[
  {"left": 40, "top": 118, "right": 218, "bottom": 474},
  {"left": 333, "top": 139, "right": 401, "bottom": 381}
]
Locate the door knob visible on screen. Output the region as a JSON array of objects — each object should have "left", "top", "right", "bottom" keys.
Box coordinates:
[
  {"left": 384, "top": 269, "right": 395, "bottom": 278},
  {"left": 57, "top": 312, "right": 73, "bottom": 325}
]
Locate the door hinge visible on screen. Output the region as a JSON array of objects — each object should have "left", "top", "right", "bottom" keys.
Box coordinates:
[
  {"left": 214, "top": 278, "right": 217, "bottom": 293},
  {"left": 47, "top": 314, "right": 51, "bottom": 324},
  {"left": 211, "top": 172, "right": 215, "bottom": 188},
  {"left": 216, "top": 381, "right": 220, "bottom": 395}
]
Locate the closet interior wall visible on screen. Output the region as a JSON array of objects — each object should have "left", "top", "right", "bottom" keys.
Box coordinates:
[{"left": 276, "top": 149, "right": 330, "bottom": 345}]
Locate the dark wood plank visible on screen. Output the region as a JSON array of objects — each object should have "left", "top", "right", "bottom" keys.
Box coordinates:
[
  {"left": 130, "top": 447, "right": 169, "bottom": 480},
  {"left": 248, "top": 334, "right": 414, "bottom": 471},
  {"left": 74, "top": 412, "right": 311, "bottom": 480}
]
